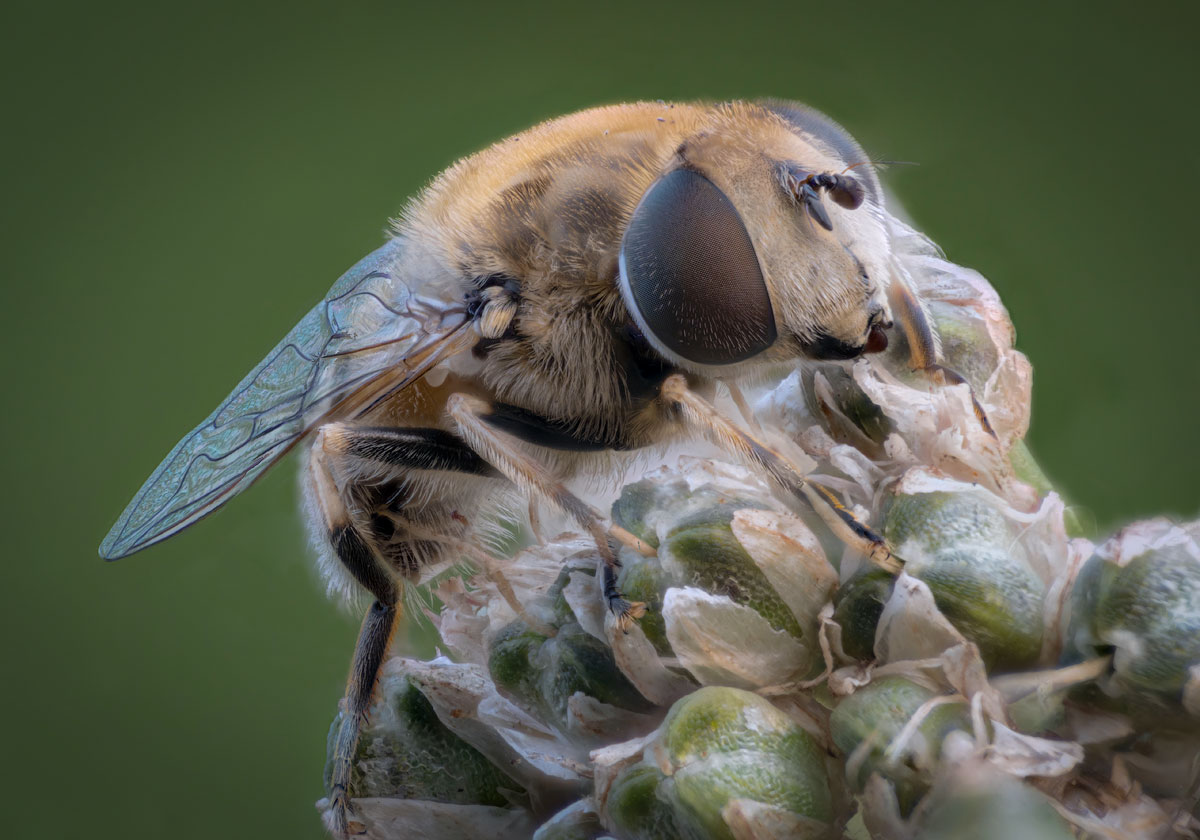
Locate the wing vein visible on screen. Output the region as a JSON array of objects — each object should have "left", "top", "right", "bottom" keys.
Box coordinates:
[{"left": 100, "top": 239, "right": 476, "bottom": 559}]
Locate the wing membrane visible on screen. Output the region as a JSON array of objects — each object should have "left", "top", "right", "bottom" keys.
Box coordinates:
[{"left": 100, "top": 239, "right": 473, "bottom": 559}]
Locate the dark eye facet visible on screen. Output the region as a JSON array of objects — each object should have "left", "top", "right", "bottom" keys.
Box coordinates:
[{"left": 619, "top": 168, "right": 776, "bottom": 366}]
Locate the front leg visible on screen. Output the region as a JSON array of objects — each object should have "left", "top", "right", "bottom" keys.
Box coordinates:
[
  {"left": 889, "top": 271, "right": 996, "bottom": 438},
  {"left": 659, "top": 374, "right": 902, "bottom": 575}
]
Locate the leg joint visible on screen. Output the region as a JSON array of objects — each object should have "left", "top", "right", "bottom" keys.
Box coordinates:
[
  {"left": 331, "top": 523, "right": 399, "bottom": 606},
  {"left": 322, "top": 423, "right": 497, "bottom": 476}
]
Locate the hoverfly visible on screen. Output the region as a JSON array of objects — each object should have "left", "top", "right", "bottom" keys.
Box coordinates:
[{"left": 101, "top": 100, "right": 970, "bottom": 836}]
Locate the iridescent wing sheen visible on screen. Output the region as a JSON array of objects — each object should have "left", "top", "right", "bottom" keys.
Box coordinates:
[{"left": 100, "top": 238, "right": 475, "bottom": 560}]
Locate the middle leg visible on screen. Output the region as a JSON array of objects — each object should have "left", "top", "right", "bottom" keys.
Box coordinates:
[
  {"left": 445, "top": 392, "right": 649, "bottom": 623},
  {"left": 308, "top": 423, "right": 519, "bottom": 837}
]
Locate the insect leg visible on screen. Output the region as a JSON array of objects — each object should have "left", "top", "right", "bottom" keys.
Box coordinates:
[
  {"left": 889, "top": 275, "right": 997, "bottom": 438},
  {"left": 445, "top": 393, "right": 649, "bottom": 623},
  {"left": 307, "top": 442, "right": 400, "bottom": 839},
  {"left": 318, "top": 423, "right": 559, "bottom": 634},
  {"left": 311, "top": 420, "right": 542, "bottom": 836},
  {"left": 319, "top": 422, "right": 499, "bottom": 477},
  {"left": 659, "top": 374, "right": 902, "bottom": 575}
]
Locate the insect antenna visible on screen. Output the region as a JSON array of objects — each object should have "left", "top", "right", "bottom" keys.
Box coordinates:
[{"left": 839, "top": 159, "right": 918, "bottom": 174}]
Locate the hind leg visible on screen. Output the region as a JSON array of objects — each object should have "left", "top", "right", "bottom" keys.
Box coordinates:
[
  {"left": 306, "top": 424, "right": 506, "bottom": 838},
  {"left": 307, "top": 439, "right": 399, "bottom": 839}
]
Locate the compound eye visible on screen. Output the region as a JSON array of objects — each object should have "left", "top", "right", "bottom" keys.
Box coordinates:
[{"left": 619, "top": 169, "right": 776, "bottom": 366}]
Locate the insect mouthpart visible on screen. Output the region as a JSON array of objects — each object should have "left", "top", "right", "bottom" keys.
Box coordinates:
[
  {"left": 865, "top": 321, "right": 890, "bottom": 354},
  {"left": 864, "top": 309, "right": 892, "bottom": 354}
]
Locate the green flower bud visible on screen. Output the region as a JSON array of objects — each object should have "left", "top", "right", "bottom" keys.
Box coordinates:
[
  {"left": 660, "top": 686, "right": 833, "bottom": 838},
  {"left": 884, "top": 489, "right": 1011, "bottom": 551},
  {"left": 331, "top": 674, "right": 521, "bottom": 806},
  {"left": 833, "top": 568, "right": 896, "bottom": 661},
  {"left": 488, "top": 620, "right": 653, "bottom": 734},
  {"left": 918, "top": 774, "right": 1074, "bottom": 840},
  {"left": 1066, "top": 521, "right": 1200, "bottom": 715},
  {"left": 915, "top": 545, "right": 1044, "bottom": 670},
  {"left": 1007, "top": 438, "right": 1054, "bottom": 498},
  {"left": 488, "top": 620, "right": 552, "bottom": 707},
  {"left": 614, "top": 478, "right": 814, "bottom": 644},
  {"left": 801, "top": 365, "right": 893, "bottom": 446},
  {"left": 662, "top": 500, "right": 803, "bottom": 640},
  {"left": 928, "top": 300, "right": 999, "bottom": 394},
  {"left": 830, "top": 676, "right": 969, "bottom": 814},
  {"left": 612, "top": 476, "right": 686, "bottom": 549},
  {"left": 884, "top": 491, "right": 1045, "bottom": 670},
  {"left": 607, "top": 762, "right": 683, "bottom": 840}
]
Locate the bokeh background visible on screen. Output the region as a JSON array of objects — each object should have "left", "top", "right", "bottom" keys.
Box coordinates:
[{"left": 3, "top": 1, "right": 1197, "bottom": 837}]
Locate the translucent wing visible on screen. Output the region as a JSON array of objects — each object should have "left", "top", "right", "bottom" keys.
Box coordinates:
[{"left": 100, "top": 239, "right": 475, "bottom": 559}]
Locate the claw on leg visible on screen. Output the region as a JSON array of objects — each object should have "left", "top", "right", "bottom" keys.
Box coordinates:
[
  {"left": 888, "top": 270, "right": 997, "bottom": 441},
  {"left": 800, "top": 480, "right": 904, "bottom": 575},
  {"left": 603, "top": 562, "right": 647, "bottom": 632},
  {"left": 326, "top": 790, "right": 366, "bottom": 839},
  {"left": 926, "top": 363, "right": 997, "bottom": 439}
]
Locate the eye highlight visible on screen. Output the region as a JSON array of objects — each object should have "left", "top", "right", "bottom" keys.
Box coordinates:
[{"left": 619, "top": 168, "right": 776, "bottom": 366}]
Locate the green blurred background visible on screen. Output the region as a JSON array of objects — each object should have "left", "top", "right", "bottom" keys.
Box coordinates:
[{"left": 3, "top": 1, "right": 1197, "bottom": 837}]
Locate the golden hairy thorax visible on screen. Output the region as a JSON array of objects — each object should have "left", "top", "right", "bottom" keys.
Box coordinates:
[{"left": 389, "top": 102, "right": 856, "bottom": 444}]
